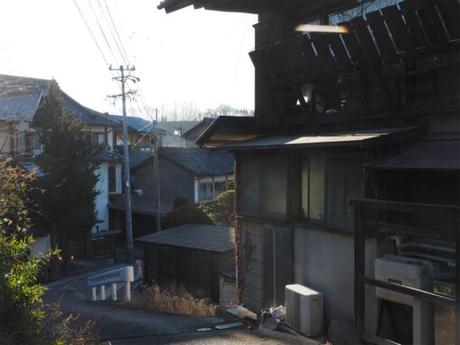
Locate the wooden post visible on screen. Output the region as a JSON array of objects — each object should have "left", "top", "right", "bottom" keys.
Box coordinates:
[{"left": 354, "top": 205, "right": 364, "bottom": 345}]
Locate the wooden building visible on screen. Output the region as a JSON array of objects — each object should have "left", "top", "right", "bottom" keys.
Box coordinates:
[
  {"left": 137, "top": 224, "right": 234, "bottom": 301},
  {"left": 108, "top": 146, "right": 234, "bottom": 238},
  {"left": 159, "top": 0, "right": 460, "bottom": 343}
]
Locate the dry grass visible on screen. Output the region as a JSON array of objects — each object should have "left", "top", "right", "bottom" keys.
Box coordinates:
[
  {"left": 41, "top": 302, "right": 101, "bottom": 345},
  {"left": 133, "top": 284, "right": 217, "bottom": 317}
]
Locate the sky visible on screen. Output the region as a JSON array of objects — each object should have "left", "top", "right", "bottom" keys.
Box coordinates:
[{"left": 0, "top": 0, "right": 256, "bottom": 119}]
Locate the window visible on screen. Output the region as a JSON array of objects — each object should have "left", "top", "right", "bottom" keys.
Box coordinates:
[
  {"left": 326, "top": 156, "right": 364, "bottom": 230},
  {"left": 198, "top": 180, "right": 228, "bottom": 202},
  {"left": 301, "top": 156, "right": 326, "bottom": 221},
  {"left": 108, "top": 165, "right": 117, "bottom": 193},
  {"left": 239, "top": 156, "right": 288, "bottom": 218}
]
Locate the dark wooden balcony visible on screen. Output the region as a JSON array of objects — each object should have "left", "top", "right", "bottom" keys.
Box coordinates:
[{"left": 251, "top": 0, "right": 460, "bottom": 127}]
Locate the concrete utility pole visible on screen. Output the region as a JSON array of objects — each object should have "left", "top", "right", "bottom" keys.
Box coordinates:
[
  {"left": 151, "top": 121, "right": 161, "bottom": 233},
  {"left": 109, "top": 65, "right": 138, "bottom": 253}
]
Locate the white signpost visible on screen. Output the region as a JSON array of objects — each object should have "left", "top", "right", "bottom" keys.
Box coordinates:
[{"left": 87, "top": 265, "right": 135, "bottom": 302}]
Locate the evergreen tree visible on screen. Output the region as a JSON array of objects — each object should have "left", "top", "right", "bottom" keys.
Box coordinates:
[{"left": 33, "top": 81, "right": 101, "bottom": 257}]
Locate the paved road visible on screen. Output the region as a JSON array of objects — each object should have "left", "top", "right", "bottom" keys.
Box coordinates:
[{"left": 45, "top": 266, "right": 316, "bottom": 345}]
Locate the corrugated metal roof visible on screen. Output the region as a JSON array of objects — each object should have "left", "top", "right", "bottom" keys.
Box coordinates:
[
  {"left": 216, "top": 127, "right": 422, "bottom": 150},
  {"left": 365, "top": 138, "right": 460, "bottom": 171},
  {"left": 136, "top": 224, "right": 234, "bottom": 253}
]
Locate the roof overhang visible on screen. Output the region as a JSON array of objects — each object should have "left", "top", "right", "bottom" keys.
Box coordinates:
[
  {"left": 196, "top": 115, "right": 259, "bottom": 148},
  {"left": 365, "top": 137, "right": 460, "bottom": 171},
  {"left": 199, "top": 121, "right": 424, "bottom": 150},
  {"left": 158, "top": 0, "right": 359, "bottom": 15}
]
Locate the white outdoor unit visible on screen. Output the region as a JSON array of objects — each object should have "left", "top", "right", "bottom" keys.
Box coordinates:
[
  {"left": 285, "top": 284, "right": 323, "bottom": 336},
  {"left": 374, "top": 255, "right": 434, "bottom": 345}
]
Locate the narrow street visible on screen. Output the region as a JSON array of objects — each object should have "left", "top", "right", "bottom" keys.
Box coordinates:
[{"left": 45, "top": 265, "right": 315, "bottom": 345}]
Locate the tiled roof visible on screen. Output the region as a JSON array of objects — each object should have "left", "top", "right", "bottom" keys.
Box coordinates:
[
  {"left": 136, "top": 224, "right": 234, "bottom": 253},
  {"left": 0, "top": 74, "right": 116, "bottom": 126},
  {"left": 109, "top": 114, "right": 167, "bottom": 135},
  {"left": 160, "top": 147, "right": 233, "bottom": 176},
  {"left": 129, "top": 147, "right": 234, "bottom": 177}
]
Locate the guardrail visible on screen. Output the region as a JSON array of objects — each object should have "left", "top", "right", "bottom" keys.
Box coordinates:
[{"left": 87, "top": 265, "right": 134, "bottom": 302}]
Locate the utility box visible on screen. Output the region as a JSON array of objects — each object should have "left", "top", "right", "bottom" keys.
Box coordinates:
[
  {"left": 375, "top": 254, "right": 432, "bottom": 305},
  {"left": 374, "top": 255, "right": 434, "bottom": 345},
  {"left": 285, "top": 284, "right": 323, "bottom": 336}
]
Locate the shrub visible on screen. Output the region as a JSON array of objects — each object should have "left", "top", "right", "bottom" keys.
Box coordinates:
[
  {"left": 134, "top": 284, "right": 217, "bottom": 317},
  {"left": 199, "top": 190, "right": 235, "bottom": 226},
  {"left": 163, "top": 206, "right": 213, "bottom": 229}
]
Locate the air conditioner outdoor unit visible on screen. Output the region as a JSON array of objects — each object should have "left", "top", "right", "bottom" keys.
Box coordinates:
[{"left": 285, "top": 284, "right": 323, "bottom": 336}]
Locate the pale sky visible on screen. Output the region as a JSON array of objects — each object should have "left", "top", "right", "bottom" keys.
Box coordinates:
[{"left": 0, "top": 0, "right": 256, "bottom": 118}]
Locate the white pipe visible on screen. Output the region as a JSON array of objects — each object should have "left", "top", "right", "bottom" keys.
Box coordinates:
[
  {"left": 124, "top": 281, "right": 131, "bottom": 302},
  {"left": 101, "top": 285, "right": 106, "bottom": 301},
  {"left": 92, "top": 287, "right": 97, "bottom": 301},
  {"left": 112, "top": 283, "right": 117, "bottom": 301}
]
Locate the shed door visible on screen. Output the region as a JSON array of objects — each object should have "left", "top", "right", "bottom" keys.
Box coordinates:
[{"left": 263, "top": 224, "right": 294, "bottom": 307}]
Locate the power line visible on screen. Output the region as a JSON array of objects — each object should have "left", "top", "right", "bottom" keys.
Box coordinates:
[
  {"left": 72, "top": 0, "right": 109, "bottom": 66},
  {"left": 86, "top": 0, "right": 119, "bottom": 64},
  {"left": 96, "top": 0, "right": 129, "bottom": 66},
  {"left": 102, "top": 0, "right": 131, "bottom": 65}
]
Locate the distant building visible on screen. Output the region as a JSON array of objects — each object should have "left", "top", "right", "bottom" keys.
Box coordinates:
[
  {"left": 0, "top": 74, "right": 123, "bottom": 257},
  {"left": 109, "top": 146, "right": 234, "bottom": 237},
  {"left": 182, "top": 117, "right": 214, "bottom": 147},
  {"left": 109, "top": 114, "right": 167, "bottom": 148}
]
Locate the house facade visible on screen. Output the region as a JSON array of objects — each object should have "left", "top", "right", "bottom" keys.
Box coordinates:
[
  {"left": 108, "top": 146, "right": 233, "bottom": 238},
  {"left": 159, "top": 0, "right": 460, "bottom": 343},
  {"left": 0, "top": 74, "right": 123, "bottom": 257}
]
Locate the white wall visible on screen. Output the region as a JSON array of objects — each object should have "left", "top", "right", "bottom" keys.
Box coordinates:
[
  {"left": 92, "top": 162, "right": 109, "bottom": 234},
  {"left": 294, "top": 226, "right": 378, "bottom": 334}
]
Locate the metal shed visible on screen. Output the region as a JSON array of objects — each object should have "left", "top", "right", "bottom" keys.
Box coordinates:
[{"left": 136, "top": 224, "right": 235, "bottom": 301}]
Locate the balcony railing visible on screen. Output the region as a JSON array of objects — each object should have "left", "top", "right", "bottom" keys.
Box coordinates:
[{"left": 350, "top": 197, "right": 459, "bottom": 345}]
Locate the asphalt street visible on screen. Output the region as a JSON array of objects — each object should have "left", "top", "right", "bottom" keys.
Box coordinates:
[{"left": 45, "top": 265, "right": 316, "bottom": 345}]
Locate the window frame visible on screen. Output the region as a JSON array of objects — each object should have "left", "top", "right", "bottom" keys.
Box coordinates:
[
  {"left": 237, "top": 154, "right": 289, "bottom": 221},
  {"left": 300, "top": 155, "right": 327, "bottom": 225}
]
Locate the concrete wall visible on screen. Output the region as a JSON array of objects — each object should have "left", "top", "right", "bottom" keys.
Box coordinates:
[{"left": 294, "top": 226, "right": 378, "bottom": 334}]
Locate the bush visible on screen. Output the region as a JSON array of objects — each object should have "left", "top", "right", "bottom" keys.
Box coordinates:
[
  {"left": 0, "top": 159, "right": 101, "bottom": 345},
  {"left": 163, "top": 206, "right": 213, "bottom": 229},
  {"left": 199, "top": 190, "right": 235, "bottom": 226}
]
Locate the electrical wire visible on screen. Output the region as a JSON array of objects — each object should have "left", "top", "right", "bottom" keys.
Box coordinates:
[
  {"left": 72, "top": 0, "right": 110, "bottom": 66},
  {"left": 102, "top": 0, "right": 131, "bottom": 65},
  {"left": 96, "top": 0, "right": 129, "bottom": 66},
  {"left": 86, "top": 0, "right": 119, "bottom": 65}
]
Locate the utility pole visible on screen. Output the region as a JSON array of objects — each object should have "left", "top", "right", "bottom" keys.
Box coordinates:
[
  {"left": 109, "top": 65, "right": 138, "bottom": 254},
  {"left": 152, "top": 125, "right": 161, "bottom": 233}
]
